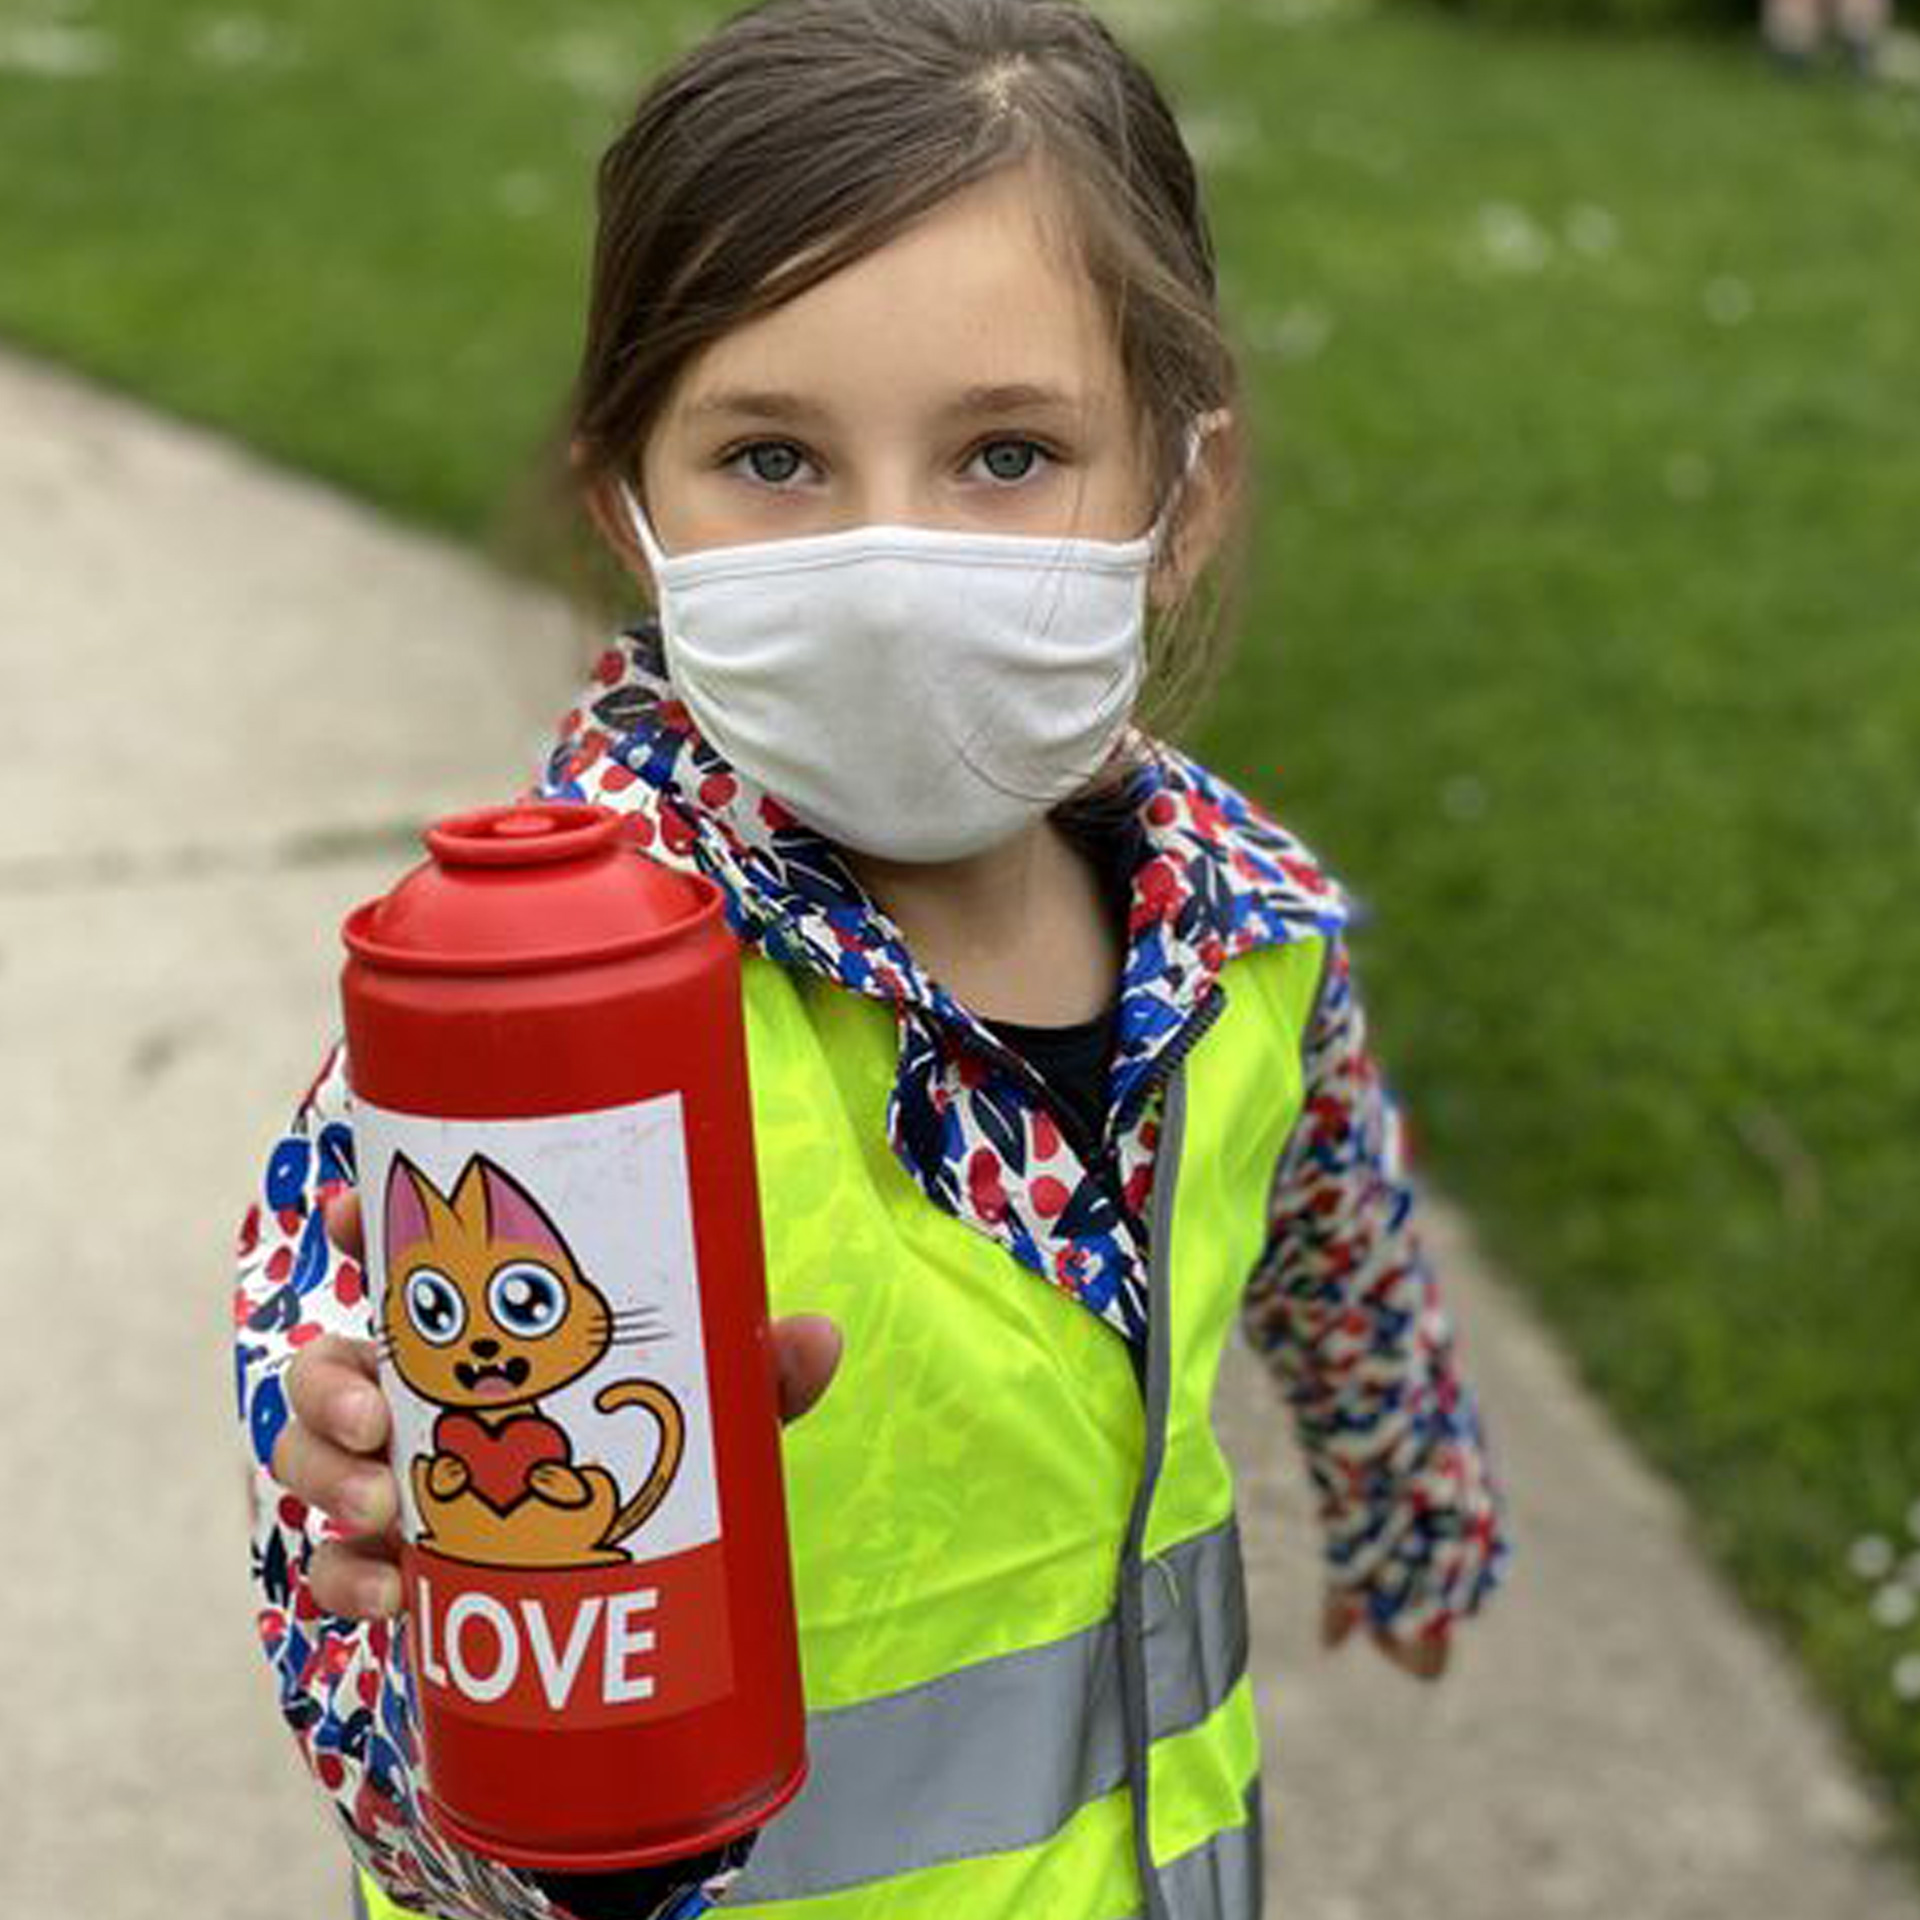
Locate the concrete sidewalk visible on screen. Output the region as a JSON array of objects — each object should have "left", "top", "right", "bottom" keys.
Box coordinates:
[{"left": 4, "top": 347, "right": 1915, "bottom": 1920}]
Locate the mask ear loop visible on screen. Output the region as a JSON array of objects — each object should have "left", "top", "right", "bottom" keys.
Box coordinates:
[
  {"left": 1146, "top": 419, "right": 1212, "bottom": 561},
  {"left": 1114, "top": 420, "right": 1216, "bottom": 786},
  {"left": 616, "top": 478, "right": 670, "bottom": 575}
]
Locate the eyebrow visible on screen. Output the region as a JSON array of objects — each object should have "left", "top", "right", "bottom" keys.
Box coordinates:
[
  {"left": 683, "top": 382, "right": 1087, "bottom": 426},
  {"left": 684, "top": 389, "right": 827, "bottom": 426},
  {"left": 945, "top": 382, "right": 1085, "bottom": 419}
]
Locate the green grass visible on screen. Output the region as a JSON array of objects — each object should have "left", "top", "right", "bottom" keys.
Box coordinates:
[
  {"left": 1177, "top": 6, "right": 1920, "bottom": 1844},
  {"left": 7, "top": 0, "right": 1920, "bottom": 1855}
]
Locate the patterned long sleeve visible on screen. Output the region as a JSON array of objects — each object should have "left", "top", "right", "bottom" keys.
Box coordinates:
[
  {"left": 1239, "top": 937, "right": 1510, "bottom": 1640},
  {"left": 234, "top": 1045, "right": 753, "bottom": 1920}
]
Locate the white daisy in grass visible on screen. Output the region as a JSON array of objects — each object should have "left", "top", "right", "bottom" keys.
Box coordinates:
[
  {"left": 1850, "top": 1533, "right": 1897, "bottom": 1581},
  {"left": 1894, "top": 1653, "right": 1920, "bottom": 1705},
  {"left": 1872, "top": 1584, "right": 1918, "bottom": 1631},
  {"left": 1472, "top": 202, "right": 1554, "bottom": 277}
]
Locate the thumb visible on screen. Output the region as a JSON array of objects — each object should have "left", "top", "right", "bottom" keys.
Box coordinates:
[{"left": 773, "top": 1314, "right": 843, "bottom": 1425}]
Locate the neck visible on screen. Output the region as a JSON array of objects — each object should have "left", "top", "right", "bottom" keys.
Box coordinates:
[
  {"left": 846, "top": 820, "right": 1055, "bottom": 952},
  {"left": 845, "top": 817, "right": 1120, "bottom": 1025}
]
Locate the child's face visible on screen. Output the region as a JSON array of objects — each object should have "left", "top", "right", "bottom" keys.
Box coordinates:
[{"left": 633, "top": 164, "right": 1162, "bottom": 562}]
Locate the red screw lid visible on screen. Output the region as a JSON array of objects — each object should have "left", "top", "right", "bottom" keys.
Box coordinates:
[{"left": 343, "top": 802, "right": 721, "bottom": 975}]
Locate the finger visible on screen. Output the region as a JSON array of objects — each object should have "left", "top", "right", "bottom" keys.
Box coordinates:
[
  {"left": 311, "top": 1535, "right": 405, "bottom": 1620},
  {"left": 773, "top": 1314, "right": 843, "bottom": 1425},
  {"left": 271, "top": 1419, "right": 399, "bottom": 1534},
  {"left": 322, "top": 1188, "right": 364, "bottom": 1262},
  {"left": 287, "top": 1336, "right": 389, "bottom": 1452}
]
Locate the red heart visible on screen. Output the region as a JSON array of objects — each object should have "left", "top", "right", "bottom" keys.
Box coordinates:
[{"left": 433, "top": 1409, "right": 572, "bottom": 1514}]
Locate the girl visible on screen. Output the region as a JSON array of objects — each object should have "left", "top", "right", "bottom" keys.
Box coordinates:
[{"left": 239, "top": 3, "right": 1511, "bottom": 1918}]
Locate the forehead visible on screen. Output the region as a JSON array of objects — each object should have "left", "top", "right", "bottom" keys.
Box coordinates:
[{"left": 671, "top": 167, "right": 1127, "bottom": 425}]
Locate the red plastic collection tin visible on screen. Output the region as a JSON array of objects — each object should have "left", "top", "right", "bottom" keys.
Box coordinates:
[{"left": 340, "top": 801, "right": 806, "bottom": 1870}]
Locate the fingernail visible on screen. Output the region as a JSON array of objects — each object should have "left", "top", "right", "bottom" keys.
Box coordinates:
[{"left": 337, "top": 1388, "right": 380, "bottom": 1447}]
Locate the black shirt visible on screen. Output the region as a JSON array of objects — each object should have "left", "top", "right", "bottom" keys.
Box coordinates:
[
  {"left": 981, "top": 1002, "right": 1119, "bottom": 1158},
  {"left": 977, "top": 791, "right": 1137, "bottom": 1156}
]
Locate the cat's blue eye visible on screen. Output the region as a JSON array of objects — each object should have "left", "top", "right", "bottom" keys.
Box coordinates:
[
  {"left": 490, "top": 1262, "right": 567, "bottom": 1338},
  {"left": 405, "top": 1268, "right": 466, "bottom": 1347}
]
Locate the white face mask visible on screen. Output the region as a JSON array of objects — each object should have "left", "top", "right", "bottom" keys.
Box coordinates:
[{"left": 620, "top": 461, "right": 1194, "bottom": 865}]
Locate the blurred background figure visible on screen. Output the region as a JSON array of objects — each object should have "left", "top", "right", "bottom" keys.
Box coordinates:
[{"left": 1762, "top": 0, "right": 1894, "bottom": 74}]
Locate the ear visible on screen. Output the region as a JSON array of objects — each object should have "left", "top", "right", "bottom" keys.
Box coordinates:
[
  {"left": 384, "top": 1155, "right": 437, "bottom": 1257},
  {"left": 455, "top": 1156, "right": 572, "bottom": 1262},
  {"left": 1150, "top": 408, "right": 1242, "bottom": 615}
]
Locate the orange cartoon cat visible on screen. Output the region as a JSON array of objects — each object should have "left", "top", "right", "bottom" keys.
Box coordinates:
[{"left": 379, "top": 1152, "right": 685, "bottom": 1570}]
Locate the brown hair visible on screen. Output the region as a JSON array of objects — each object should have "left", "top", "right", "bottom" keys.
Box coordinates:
[{"left": 569, "top": 0, "right": 1249, "bottom": 754}]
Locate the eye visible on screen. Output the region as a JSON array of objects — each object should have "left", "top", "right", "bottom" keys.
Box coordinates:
[
  {"left": 489, "top": 1262, "right": 568, "bottom": 1338},
  {"left": 969, "top": 438, "right": 1052, "bottom": 486},
  {"left": 404, "top": 1269, "right": 466, "bottom": 1347},
  {"left": 726, "top": 440, "right": 814, "bottom": 488}
]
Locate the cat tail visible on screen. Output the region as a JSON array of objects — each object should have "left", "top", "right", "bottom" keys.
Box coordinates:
[{"left": 594, "top": 1380, "right": 687, "bottom": 1542}]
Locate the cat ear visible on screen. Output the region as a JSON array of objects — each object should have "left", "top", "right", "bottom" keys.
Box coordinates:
[
  {"left": 385, "top": 1154, "right": 436, "bottom": 1256},
  {"left": 454, "top": 1156, "right": 571, "bottom": 1262}
]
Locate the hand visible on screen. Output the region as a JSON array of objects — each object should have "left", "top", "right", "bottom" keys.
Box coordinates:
[
  {"left": 266, "top": 1188, "right": 844, "bottom": 1621},
  {"left": 1319, "top": 1586, "right": 1451, "bottom": 1682}
]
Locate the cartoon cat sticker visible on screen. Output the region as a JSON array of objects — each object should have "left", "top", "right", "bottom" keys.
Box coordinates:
[{"left": 379, "top": 1152, "right": 686, "bottom": 1570}]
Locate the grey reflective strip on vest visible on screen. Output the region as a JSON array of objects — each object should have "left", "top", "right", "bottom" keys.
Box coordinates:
[{"left": 728, "top": 1514, "right": 1246, "bottom": 1903}]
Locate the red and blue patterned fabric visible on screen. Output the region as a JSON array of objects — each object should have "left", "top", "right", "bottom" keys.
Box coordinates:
[{"left": 234, "top": 623, "right": 1509, "bottom": 1918}]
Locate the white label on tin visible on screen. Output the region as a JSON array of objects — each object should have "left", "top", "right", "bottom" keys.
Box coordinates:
[{"left": 353, "top": 1091, "right": 720, "bottom": 1567}]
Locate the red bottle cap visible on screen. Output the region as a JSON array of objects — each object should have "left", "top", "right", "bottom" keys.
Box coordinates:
[{"left": 344, "top": 802, "right": 721, "bottom": 975}]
